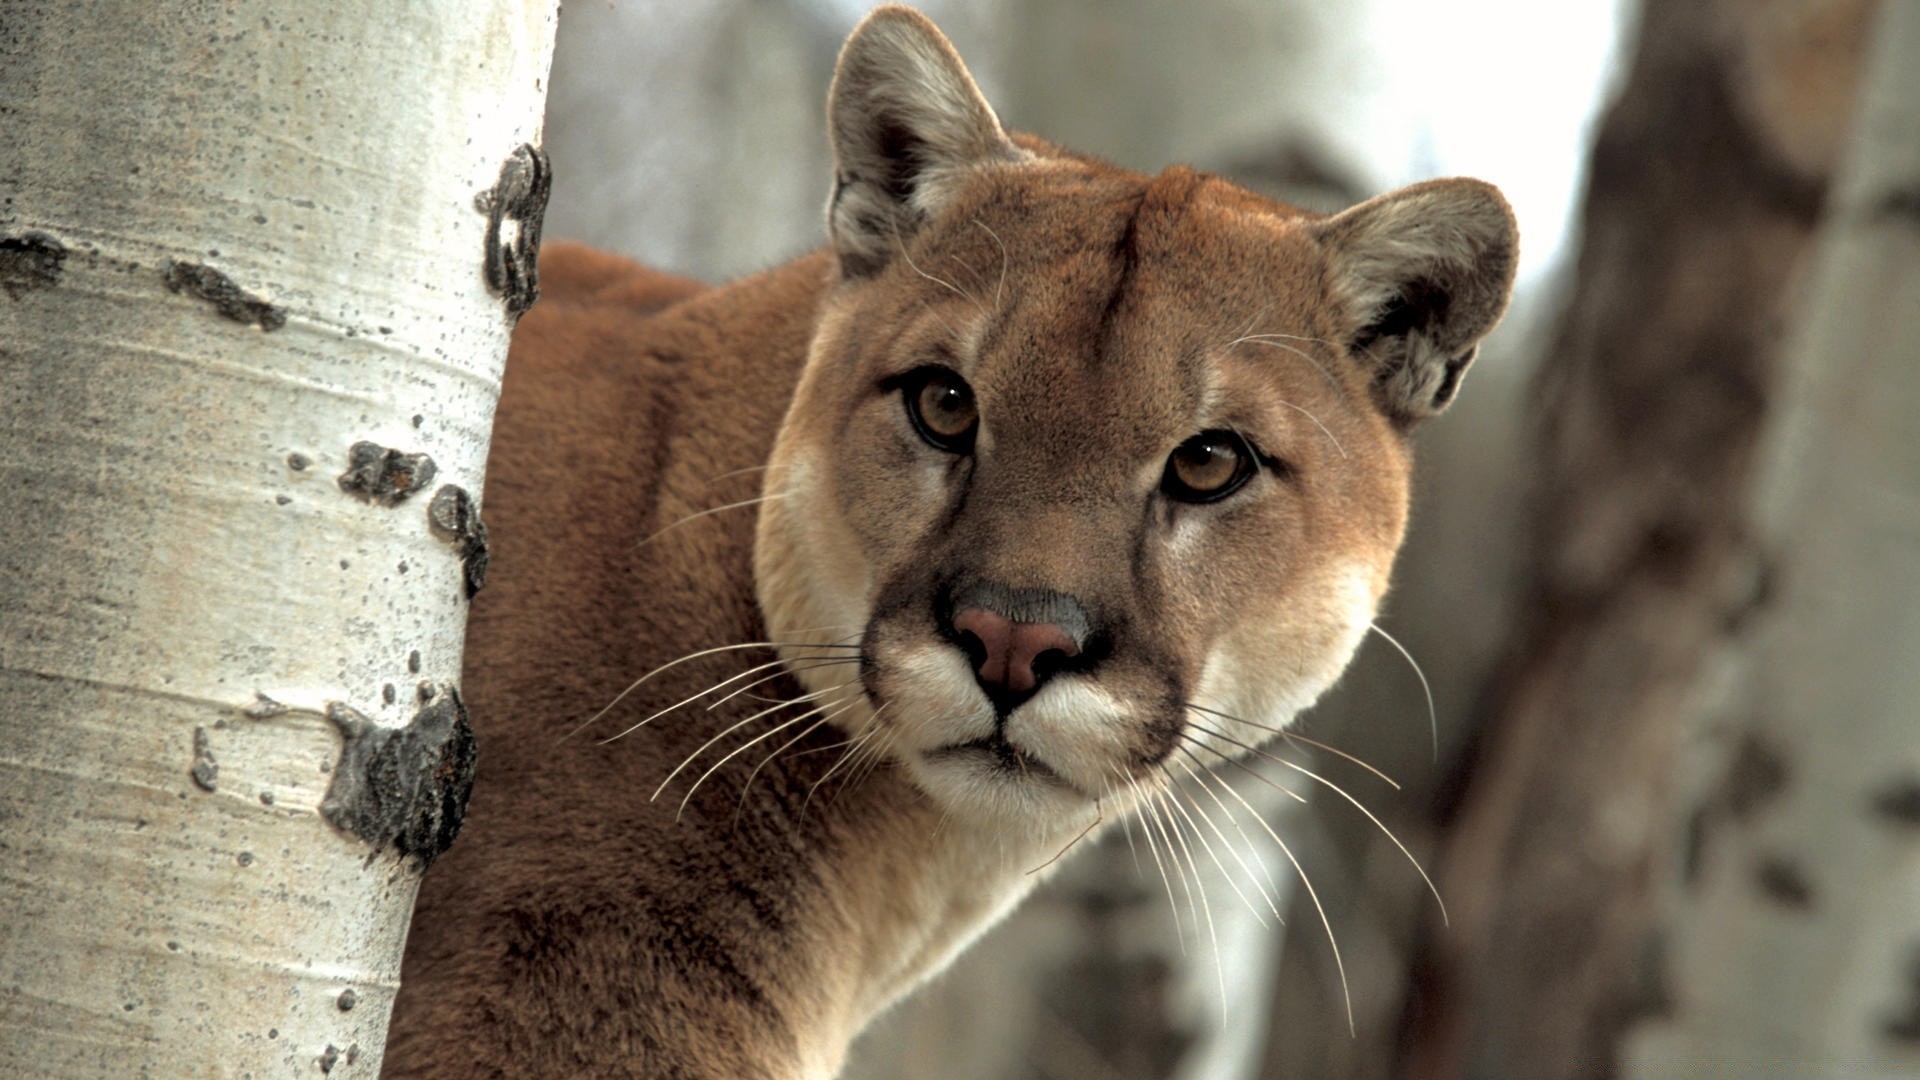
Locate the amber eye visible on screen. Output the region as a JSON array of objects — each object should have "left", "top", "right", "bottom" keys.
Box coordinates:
[
  {"left": 903, "top": 368, "right": 978, "bottom": 453},
  {"left": 1162, "top": 430, "right": 1256, "bottom": 503}
]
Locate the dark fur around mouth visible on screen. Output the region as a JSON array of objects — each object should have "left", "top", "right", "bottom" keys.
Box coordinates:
[{"left": 926, "top": 734, "right": 1070, "bottom": 787}]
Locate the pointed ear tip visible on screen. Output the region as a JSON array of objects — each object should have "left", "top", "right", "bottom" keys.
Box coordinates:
[{"left": 846, "top": 4, "right": 948, "bottom": 50}]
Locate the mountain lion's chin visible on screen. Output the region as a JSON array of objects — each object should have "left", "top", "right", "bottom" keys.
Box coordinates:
[{"left": 900, "top": 738, "right": 1095, "bottom": 830}]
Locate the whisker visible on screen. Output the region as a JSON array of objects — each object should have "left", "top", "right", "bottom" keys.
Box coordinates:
[
  {"left": 684, "top": 695, "right": 862, "bottom": 820},
  {"left": 1111, "top": 779, "right": 1146, "bottom": 879},
  {"left": 1155, "top": 786, "right": 1226, "bottom": 1017},
  {"left": 1173, "top": 751, "right": 1285, "bottom": 919},
  {"left": 1186, "top": 721, "right": 1447, "bottom": 925},
  {"left": 600, "top": 655, "right": 795, "bottom": 744},
  {"left": 835, "top": 716, "right": 898, "bottom": 801},
  {"left": 892, "top": 222, "right": 983, "bottom": 316},
  {"left": 972, "top": 217, "right": 1008, "bottom": 310},
  {"left": 638, "top": 492, "right": 788, "bottom": 549},
  {"left": 1115, "top": 767, "right": 1186, "bottom": 946},
  {"left": 705, "top": 655, "right": 862, "bottom": 711},
  {"left": 702, "top": 462, "right": 789, "bottom": 488},
  {"left": 1027, "top": 797, "right": 1104, "bottom": 876},
  {"left": 1187, "top": 703, "right": 1399, "bottom": 789},
  {"left": 1227, "top": 333, "right": 1344, "bottom": 395},
  {"left": 676, "top": 706, "right": 833, "bottom": 820},
  {"left": 1188, "top": 752, "right": 1355, "bottom": 1036},
  {"left": 1160, "top": 764, "right": 1274, "bottom": 926},
  {"left": 1274, "top": 399, "right": 1348, "bottom": 458},
  {"left": 802, "top": 707, "right": 888, "bottom": 817},
  {"left": 733, "top": 713, "right": 838, "bottom": 826},
  {"left": 564, "top": 636, "right": 860, "bottom": 742},
  {"left": 1368, "top": 621, "right": 1439, "bottom": 761},
  {"left": 652, "top": 682, "right": 856, "bottom": 803}
]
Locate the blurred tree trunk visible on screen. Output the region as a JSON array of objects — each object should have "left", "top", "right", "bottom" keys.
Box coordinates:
[
  {"left": 0, "top": 3, "right": 554, "bottom": 1075},
  {"left": 1626, "top": 3, "right": 1920, "bottom": 1070},
  {"left": 1401, "top": 1, "right": 1875, "bottom": 1076}
]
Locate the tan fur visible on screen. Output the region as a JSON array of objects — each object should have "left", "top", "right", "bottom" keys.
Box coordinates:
[{"left": 385, "top": 8, "right": 1516, "bottom": 1077}]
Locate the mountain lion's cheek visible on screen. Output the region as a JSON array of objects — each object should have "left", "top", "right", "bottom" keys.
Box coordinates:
[{"left": 1188, "top": 561, "right": 1384, "bottom": 749}]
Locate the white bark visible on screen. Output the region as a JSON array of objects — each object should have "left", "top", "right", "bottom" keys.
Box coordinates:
[
  {"left": 0, "top": 3, "right": 555, "bottom": 1076},
  {"left": 1626, "top": 1, "right": 1920, "bottom": 1071}
]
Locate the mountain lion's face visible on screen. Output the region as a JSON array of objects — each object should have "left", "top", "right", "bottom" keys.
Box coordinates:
[{"left": 756, "top": 9, "right": 1515, "bottom": 832}]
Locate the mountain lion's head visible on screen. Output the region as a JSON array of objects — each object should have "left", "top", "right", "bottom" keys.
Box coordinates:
[{"left": 756, "top": 6, "right": 1516, "bottom": 832}]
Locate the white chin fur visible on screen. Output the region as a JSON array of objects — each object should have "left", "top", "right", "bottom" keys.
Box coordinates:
[{"left": 902, "top": 750, "right": 1091, "bottom": 829}]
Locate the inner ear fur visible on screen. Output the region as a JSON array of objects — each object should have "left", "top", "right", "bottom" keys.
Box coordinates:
[
  {"left": 826, "top": 5, "right": 1028, "bottom": 278},
  {"left": 1311, "top": 178, "right": 1519, "bottom": 422}
]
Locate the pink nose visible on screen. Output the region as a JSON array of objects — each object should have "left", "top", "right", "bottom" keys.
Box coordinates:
[{"left": 951, "top": 606, "right": 1082, "bottom": 697}]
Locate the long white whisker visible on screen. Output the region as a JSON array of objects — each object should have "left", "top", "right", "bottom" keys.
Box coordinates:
[
  {"left": 687, "top": 696, "right": 862, "bottom": 820},
  {"left": 638, "top": 492, "right": 788, "bottom": 549},
  {"left": 600, "top": 656, "right": 794, "bottom": 744},
  {"left": 652, "top": 682, "right": 855, "bottom": 803},
  {"left": 1368, "top": 622, "right": 1438, "bottom": 761},
  {"left": 1174, "top": 752, "right": 1284, "bottom": 920},
  {"left": 1188, "top": 721, "right": 1447, "bottom": 925},
  {"left": 1194, "top": 751, "right": 1355, "bottom": 1037},
  {"left": 705, "top": 655, "right": 861, "bottom": 711},
  {"left": 1177, "top": 724, "right": 1308, "bottom": 805},
  {"left": 1117, "top": 768, "right": 1186, "bottom": 945},
  {"left": 1155, "top": 787, "right": 1226, "bottom": 1019},
  {"left": 676, "top": 707, "right": 829, "bottom": 820},
  {"left": 733, "top": 714, "right": 835, "bottom": 825},
  {"left": 1161, "top": 764, "right": 1273, "bottom": 926},
  {"left": 802, "top": 706, "right": 888, "bottom": 816},
  {"left": 564, "top": 636, "right": 858, "bottom": 742},
  {"left": 1187, "top": 703, "right": 1400, "bottom": 789}
]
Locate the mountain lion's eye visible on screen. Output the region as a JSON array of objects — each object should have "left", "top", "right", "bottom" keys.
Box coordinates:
[
  {"left": 1162, "top": 430, "right": 1256, "bottom": 503},
  {"left": 903, "top": 368, "right": 977, "bottom": 453}
]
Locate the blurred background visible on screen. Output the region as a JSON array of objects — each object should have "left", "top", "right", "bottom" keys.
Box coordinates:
[{"left": 535, "top": 1, "right": 1916, "bottom": 1076}]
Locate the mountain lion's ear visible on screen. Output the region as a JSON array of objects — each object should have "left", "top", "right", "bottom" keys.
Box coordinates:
[
  {"left": 826, "top": 6, "right": 1028, "bottom": 278},
  {"left": 1311, "top": 179, "right": 1519, "bottom": 422}
]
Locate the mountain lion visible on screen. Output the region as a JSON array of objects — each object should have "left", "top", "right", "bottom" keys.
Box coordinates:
[{"left": 384, "top": 6, "right": 1517, "bottom": 1077}]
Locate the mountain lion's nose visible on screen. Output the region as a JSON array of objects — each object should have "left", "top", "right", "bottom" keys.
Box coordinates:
[{"left": 946, "top": 583, "right": 1090, "bottom": 710}]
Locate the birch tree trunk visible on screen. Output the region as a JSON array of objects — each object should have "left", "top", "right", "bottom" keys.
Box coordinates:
[
  {"left": 0, "top": 3, "right": 555, "bottom": 1075},
  {"left": 1400, "top": 1, "right": 1874, "bottom": 1075},
  {"left": 1627, "top": 3, "right": 1920, "bottom": 1069}
]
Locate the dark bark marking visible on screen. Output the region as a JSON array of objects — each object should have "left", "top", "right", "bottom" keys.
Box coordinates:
[
  {"left": 1872, "top": 184, "right": 1920, "bottom": 225},
  {"left": 407, "top": 650, "right": 421, "bottom": 674},
  {"left": 1883, "top": 947, "right": 1920, "bottom": 1043},
  {"left": 1724, "top": 730, "right": 1789, "bottom": 819},
  {"left": 0, "top": 231, "right": 65, "bottom": 299},
  {"left": 427, "top": 483, "right": 489, "bottom": 599},
  {"left": 475, "top": 143, "right": 551, "bottom": 318},
  {"left": 337, "top": 441, "right": 437, "bottom": 506},
  {"left": 1752, "top": 854, "right": 1815, "bottom": 910},
  {"left": 162, "top": 259, "right": 286, "bottom": 331},
  {"left": 319, "top": 687, "right": 477, "bottom": 868},
  {"left": 189, "top": 725, "right": 218, "bottom": 791},
  {"left": 1870, "top": 777, "right": 1920, "bottom": 827}
]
